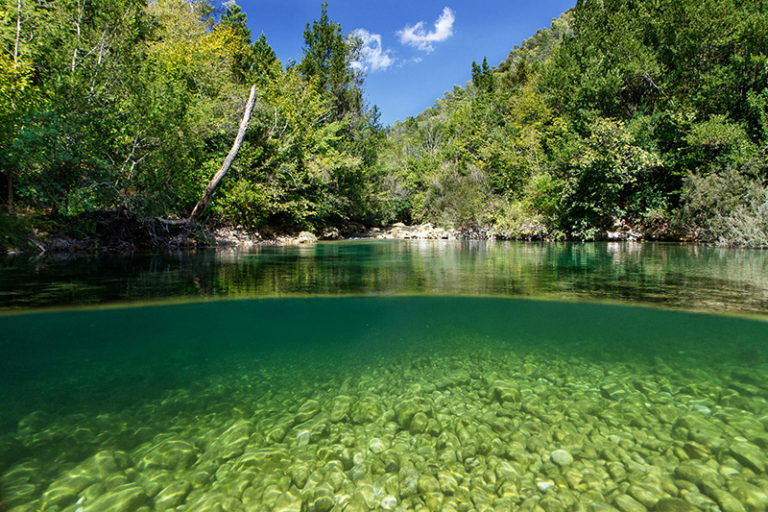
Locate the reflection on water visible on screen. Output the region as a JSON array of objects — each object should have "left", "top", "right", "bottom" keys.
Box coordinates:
[{"left": 1, "top": 241, "right": 767, "bottom": 313}]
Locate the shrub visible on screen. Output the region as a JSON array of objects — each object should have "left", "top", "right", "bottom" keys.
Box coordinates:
[
  {"left": 0, "top": 212, "right": 32, "bottom": 252},
  {"left": 681, "top": 167, "right": 768, "bottom": 247},
  {"left": 488, "top": 200, "right": 550, "bottom": 240}
]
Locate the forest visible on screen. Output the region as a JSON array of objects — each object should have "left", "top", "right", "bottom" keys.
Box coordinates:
[{"left": 1, "top": 0, "right": 768, "bottom": 249}]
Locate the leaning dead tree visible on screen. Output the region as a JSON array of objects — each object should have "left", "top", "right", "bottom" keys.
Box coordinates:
[{"left": 189, "top": 84, "right": 257, "bottom": 222}]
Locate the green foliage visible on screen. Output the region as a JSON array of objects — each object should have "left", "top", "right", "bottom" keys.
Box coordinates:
[
  {"left": 217, "top": 178, "right": 273, "bottom": 229},
  {"left": 0, "top": 212, "right": 31, "bottom": 251},
  {"left": 251, "top": 33, "right": 279, "bottom": 79},
  {"left": 5, "top": 0, "right": 768, "bottom": 246},
  {"left": 298, "top": 2, "right": 362, "bottom": 122},
  {"left": 471, "top": 58, "right": 493, "bottom": 93},
  {"left": 682, "top": 167, "right": 768, "bottom": 247},
  {"left": 2, "top": 0, "right": 385, "bottom": 236},
  {"left": 488, "top": 200, "right": 549, "bottom": 241},
  {"left": 546, "top": 117, "right": 662, "bottom": 237},
  {"left": 499, "top": 11, "right": 573, "bottom": 72},
  {"left": 212, "top": 57, "right": 381, "bottom": 231},
  {"left": 377, "top": 0, "right": 768, "bottom": 244}
]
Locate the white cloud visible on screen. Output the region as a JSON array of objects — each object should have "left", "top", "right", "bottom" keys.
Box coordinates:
[
  {"left": 350, "top": 29, "right": 396, "bottom": 72},
  {"left": 397, "top": 7, "right": 455, "bottom": 52},
  {"left": 396, "top": 56, "right": 423, "bottom": 69}
]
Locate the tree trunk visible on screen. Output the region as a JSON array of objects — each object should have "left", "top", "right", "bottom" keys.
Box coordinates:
[
  {"left": 189, "top": 84, "right": 257, "bottom": 222},
  {"left": 71, "top": 0, "right": 82, "bottom": 73},
  {"left": 14, "top": 0, "right": 21, "bottom": 65},
  {"left": 6, "top": 173, "right": 13, "bottom": 214}
]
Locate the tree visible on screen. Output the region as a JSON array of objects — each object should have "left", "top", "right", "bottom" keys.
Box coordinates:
[
  {"left": 471, "top": 57, "right": 493, "bottom": 93},
  {"left": 190, "top": 85, "right": 257, "bottom": 221},
  {"left": 251, "top": 33, "right": 278, "bottom": 79},
  {"left": 298, "top": 2, "right": 362, "bottom": 121}
]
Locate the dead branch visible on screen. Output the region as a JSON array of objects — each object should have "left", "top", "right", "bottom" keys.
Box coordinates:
[{"left": 189, "top": 84, "right": 257, "bottom": 221}]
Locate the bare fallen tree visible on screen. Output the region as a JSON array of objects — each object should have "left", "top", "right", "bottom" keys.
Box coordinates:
[{"left": 189, "top": 84, "right": 257, "bottom": 222}]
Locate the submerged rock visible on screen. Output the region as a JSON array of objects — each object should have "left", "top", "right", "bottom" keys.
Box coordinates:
[
  {"left": 728, "top": 479, "right": 768, "bottom": 511},
  {"left": 674, "top": 463, "right": 723, "bottom": 488},
  {"left": 728, "top": 442, "right": 765, "bottom": 473},
  {"left": 41, "top": 471, "right": 94, "bottom": 509},
  {"left": 536, "top": 480, "right": 555, "bottom": 492},
  {"left": 434, "top": 369, "right": 471, "bottom": 390},
  {"left": 265, "top": 419, "right": 293, "bottom": 444},
  {"left": 330, "top": 395, "right": 353, "bottom": 423},
  {"left": 11, "top": 326, "right": 768, "bottom": 512},
  {"left": 399, "top": 468, "right": 419, "bottom": 498},
  {"left": 381, "top": 495, "right": 398, "bottom": 510},
  {"left": 368, "top": 437, "right": 385, "bottom": 454},
  {"left": 489, "top": 380, "right": 520, "bottom": 404},
  {"left": 703, "top": 487, "right": 746, "bottom": 512},
  {"left": 614, "top": 494, "right": 647, "bottom": 512},
  {"left": 272, "top": 491, "right": 303, "bottom": 512},
  {"left": 208, "top": 419, "right": 252, "bottom": 462},
  {"left": 289, "top": 463, "right": 310, "bottom": 489},
  {"left": 437, "top": 471, "right": 458, "bottom": 495},
  {"left": 294, "top": 400, "right": 320, "bottom": 424},
  {"left": 418, "top": 474, "right": 441, "bottom": 494},
  {"left": 653, "top": 498, "right": 698, "bottom": 512},
  {"left": 601, "top": 383, "right": 628, "bottom": 401},
  {"left": 136, "top": 435, "right": 198, "bottom": 471},
  {"left": 394, "top": 397, "right": 432, "bottom": 431},
  {"left": 154, "top": 480, "right": 191, "bottom": 509},
  {"left": 409, "top": 412, "right": 428, "bottom": 434},
  {"left": 82, "top": 483, "right": 149, "bottom": 512},
  {"left": 551, "top": 449, "right": 574, "bottom": 466},
  {"left": 351, "top": 395, "right": 381, "bottom": 424},
  {"left": 312, "top": 493, "right": 334, "bottom": 512},
  {"left": 628, "top": 483, "right": 664, "bottom": 509}
]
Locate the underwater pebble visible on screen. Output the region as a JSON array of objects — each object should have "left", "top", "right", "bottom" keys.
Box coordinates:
[
  {"left": 82, "top": 483, "right": 149, "bottom": 512},
  {"left": 312, "top": 495, "right": 334, "bottom": 512},
  {"left": 295, "top": 399, "right": 320, "bottom": 422},
  {"left": 730, "top": 480, "right": 768, "bottom": 510},
  {"left": 295, "top": 430, "right": 311, "bottom": 446},
  {"left": 6, "top": 342, "right": 768, "bottom": 512},
  {"left": 728, "top": 442, "right": 765, "bottom": 473},
  {"left": 380, "top": 495, "right": 398, "bottom": 510},
  {"left": 654, "top": 498, "right": 698, "bottom": 512},
  {"left": 136, "top": 436, "right": 198, "bottom": 471},
  {"left": 551, "top": 449, "right": 573, "bottom": 466},
  {"left": 330, "top": 395, "right": 353, "bottom": 423},
  {"left": 154, "top": 480, "right": 191, "bottom": 509},
  {"left": 704, "top": 487, "right": 747, "bottom": 512},
  {"left": 614, "top": 494, "right": 646, "bottom": 512},
  {"left": 537, "top": 480, "right": 555, "bottom": 492},
  {"left": 368, "top": 437, "right": 385, "bottom": 453}
]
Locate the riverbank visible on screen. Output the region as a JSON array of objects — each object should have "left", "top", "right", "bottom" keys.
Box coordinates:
[{"left": 3, "top": 210, "right": 673, "bottom": 256}]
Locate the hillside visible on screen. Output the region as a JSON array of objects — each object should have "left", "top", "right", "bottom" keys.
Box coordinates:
[
  {"left": 376, "top": 0, "right": 768, "bottom": 245},
  {"left": 498, "top": 10, "right": 573, "bottom": 72}
]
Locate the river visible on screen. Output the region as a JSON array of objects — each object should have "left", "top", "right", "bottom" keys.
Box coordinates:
[{"left": 1, "top": 241, "right": 767, "bottom": 511}]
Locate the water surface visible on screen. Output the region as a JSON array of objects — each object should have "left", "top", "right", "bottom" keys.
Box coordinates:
[{"left": 1, "top": 241, "right": 767, "bottom": 313}]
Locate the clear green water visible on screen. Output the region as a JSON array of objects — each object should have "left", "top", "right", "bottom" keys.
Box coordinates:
[
  {"left": 1, "top": 241, "right": 767, "bottom": 313},
  {"left": 1, "top": 241, "right": 768, "bottom": 512}
]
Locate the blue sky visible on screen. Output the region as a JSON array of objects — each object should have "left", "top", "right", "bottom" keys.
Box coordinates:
[{"left": 238, "top": 0, "right": 575, "bottom": 125}]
